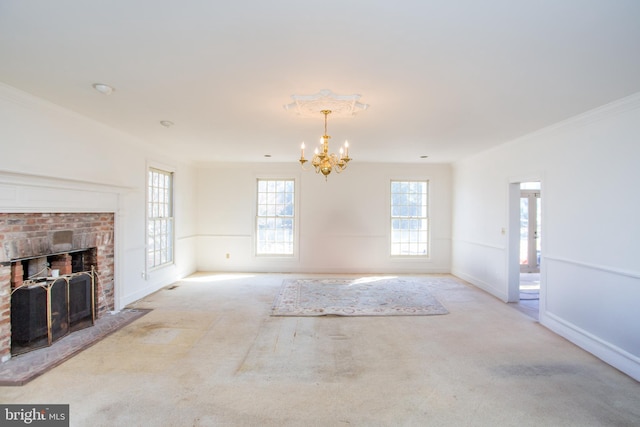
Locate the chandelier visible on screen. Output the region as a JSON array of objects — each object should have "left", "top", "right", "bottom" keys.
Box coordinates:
[{"left": 299, "top": 110, "right": 351, "bottom": 179}]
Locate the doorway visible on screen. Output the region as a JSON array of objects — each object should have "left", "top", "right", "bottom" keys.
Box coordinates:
[
  {"left": 508, "top": 181, "right": 541, "bottom": 320},
  {"left": 520, "top": 184, "right": 541, "bottom": 273}
]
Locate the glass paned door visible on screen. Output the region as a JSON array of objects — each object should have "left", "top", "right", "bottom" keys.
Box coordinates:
[{"left": 520, "top": 188, "right": 541, "bottom": 273}]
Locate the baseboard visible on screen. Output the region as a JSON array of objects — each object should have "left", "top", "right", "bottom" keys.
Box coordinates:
[
  {"left": 542, "top": 311, "right": 640, "bottom": 382},
  {"left": 119, "top": 280, "right": 171, "bottom": 308},
  {"left": 451, "top": 269, "right": 509, "bottom": 302}
]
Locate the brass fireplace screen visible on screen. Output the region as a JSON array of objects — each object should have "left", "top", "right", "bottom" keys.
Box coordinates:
[{"left": 10, "top": 268, "right": 96, "bottom": 355}]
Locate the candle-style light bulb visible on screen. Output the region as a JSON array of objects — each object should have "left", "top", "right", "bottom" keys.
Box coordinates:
[
  {"left": 344, "top": 140, "right": 349, "bottom": 157},
  {"left": 339, "top": 147, "right": 344, "bottom": 158},
  {"left": 300, "top": 142, "right": 305, "bottom": 158}
]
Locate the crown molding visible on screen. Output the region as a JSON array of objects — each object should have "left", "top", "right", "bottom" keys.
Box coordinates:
[{"left": 510, "top": 91, "right": 640, "bottom": 146}]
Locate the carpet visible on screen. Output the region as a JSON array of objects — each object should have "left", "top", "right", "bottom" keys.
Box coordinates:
[
  {"left": 271, "top": 277, "right": 449, "bottom": 317},
  {"left": 0, "top": 308, "right": 151, "bottom": 386}
]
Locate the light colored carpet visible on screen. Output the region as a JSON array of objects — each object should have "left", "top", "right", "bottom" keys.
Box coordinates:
[
  {"left": 2, "top": 273, "right": 639, "bottom": 426},
  {"left": 271, "top": 277, "right": 449, "bottom": 316},
  {"left": 0, "top": 309, "right": 150, "bottom": 386}
]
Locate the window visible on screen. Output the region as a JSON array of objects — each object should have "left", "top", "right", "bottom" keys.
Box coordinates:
[
  {"left": 390, "top": 180, "right": 429, "bottom": 256},
  {"left": 256, "top": 179, "right": 295, "bottom": 255},
  {"left": 147, "top": 168, "right": 174, "bottom": 268}
]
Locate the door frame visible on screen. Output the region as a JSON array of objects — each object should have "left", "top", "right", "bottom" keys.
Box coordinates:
[{"left": 507, "top": 179, "right": 543, "bottom": 304}]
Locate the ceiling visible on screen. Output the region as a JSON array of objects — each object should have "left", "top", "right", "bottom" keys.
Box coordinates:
[{"left": 1, "top": 1, "right": 640, "bottom": 165}]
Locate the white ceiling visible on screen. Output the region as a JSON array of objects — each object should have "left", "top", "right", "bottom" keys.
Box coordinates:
[{"left": 1, "top": 0, "right": 640, "bottom": 164}]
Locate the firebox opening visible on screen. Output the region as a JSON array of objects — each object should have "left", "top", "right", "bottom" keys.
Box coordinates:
[{"left": 10, "top": 248, "right": 97, "bottom": 356}]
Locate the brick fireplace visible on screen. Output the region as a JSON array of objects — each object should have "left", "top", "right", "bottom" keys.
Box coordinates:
[{"left": 0, "top": 213, "right": 115, "bottom": 361}]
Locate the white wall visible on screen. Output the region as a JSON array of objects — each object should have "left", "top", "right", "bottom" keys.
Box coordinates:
[
  {"left": 0, "top": 83, "right": 198, "bottom": 309},
  {"left": 451, "top": 93, "right": 640, "bottom": 381},
  {"left": 196, "top": 162, "right": 452, "bottom": 273}
]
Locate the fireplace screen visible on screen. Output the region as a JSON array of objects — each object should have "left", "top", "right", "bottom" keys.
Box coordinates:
[{"left": 11, "top": 273, "right": 94, "bottom": 355}]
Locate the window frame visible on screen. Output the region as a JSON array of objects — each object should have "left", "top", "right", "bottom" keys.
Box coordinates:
[
  {"left": 389, "top": 179, "right": 430, "bottom": 258},
  {"left": 254, "top": 177, "right": 298, "bottom": 258},
  {"left": 146, "top": 165, "right": 175, "bottom": 271}
]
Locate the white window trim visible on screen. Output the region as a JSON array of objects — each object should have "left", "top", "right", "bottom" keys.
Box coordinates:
[
  {"left": 388, "top": 178, "right": 431, "bottom": 259},
  {"left": 145, "top": 161, "right": 176, "bottom": 275},
  {"left": 253, "top": 175, "right": 300, "bottom": 259}
]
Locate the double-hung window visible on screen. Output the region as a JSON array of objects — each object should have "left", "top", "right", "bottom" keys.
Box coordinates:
[
  {"left": 390, "top": 180, "right": 429, "bottom": 256},
  {"left": 147, "top": 167, "right": 174, "bottom": 268},
  {"left": 256, "top": 179, "right": 295, "bottom": 255}
]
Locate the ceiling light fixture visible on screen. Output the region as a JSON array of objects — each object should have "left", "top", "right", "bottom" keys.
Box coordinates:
[
  {"left": 299, "top": 110, "right": 351, "bottom": 179},
  {"left": 92, "top": 83, "right": 114, "bottom": 95}
]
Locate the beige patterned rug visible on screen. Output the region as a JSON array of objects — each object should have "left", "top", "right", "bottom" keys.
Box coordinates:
[{"left": 271, "top": 277, "right": 449, "bottom": 317}]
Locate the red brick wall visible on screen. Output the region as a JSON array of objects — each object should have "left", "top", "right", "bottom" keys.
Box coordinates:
[
  {"left": 0, "top": 265, "right": 10, "bottom": 362},
  {"left": 0, "top": 213, "right": 115, "bottom": 361}
]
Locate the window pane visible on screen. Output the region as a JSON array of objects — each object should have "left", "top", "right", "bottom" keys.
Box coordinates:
[
  {"left": 147, "top": 168, "right": 174, "bottom": 268},
  {"left": 256, "top": 179, "right": 295, "bottom": 255},
  {"left": 390, "top": 180, "right": 429, "bottom": 257}
]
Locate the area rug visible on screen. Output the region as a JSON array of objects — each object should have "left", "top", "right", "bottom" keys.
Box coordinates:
[{"left": 271, "top": 277, "right": 449, "bottom": 317}]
